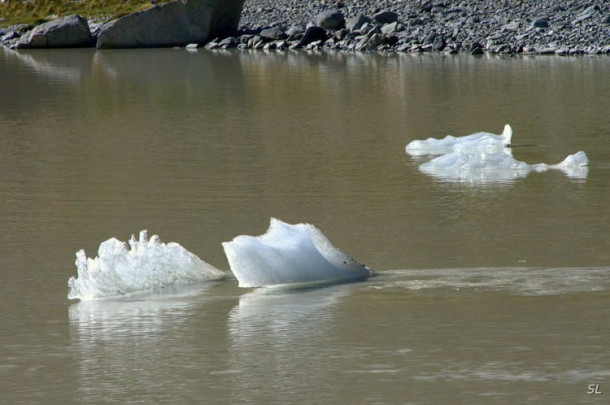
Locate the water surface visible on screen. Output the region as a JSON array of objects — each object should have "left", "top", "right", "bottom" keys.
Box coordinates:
[{"left": 1, "top": 47, "right": 609, "bottom": 404}]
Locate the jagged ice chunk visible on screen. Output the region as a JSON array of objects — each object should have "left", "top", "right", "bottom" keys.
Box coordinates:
[{"left": 67, "top": 230, "right": 225, "bottom": 301}]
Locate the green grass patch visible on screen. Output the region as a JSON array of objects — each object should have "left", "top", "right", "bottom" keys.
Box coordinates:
[{"left": 0, "top": 0, "right": 172, "bottom": 28}]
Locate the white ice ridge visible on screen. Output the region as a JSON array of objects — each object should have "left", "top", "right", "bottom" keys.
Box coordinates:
[
  {"left": 67, "top": 230, "right": 225, "bottom": 301},
  {"left": 406, "top": 124, "right": 513, "bottom": 156},
  {"left": 419, "top": 150, "right": 589, "bottom": 182},
  {"left": 222, "top": 218, "right": 374, "bottom": 288}
]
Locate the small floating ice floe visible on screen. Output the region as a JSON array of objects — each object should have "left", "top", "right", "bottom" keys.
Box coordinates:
[
  {"left": 222, "top": 218, "right": 374, "bottom": 288},
  {"left": 406, "top": 124, "right": 513, "bottom": 156},
  {"left": 419, "top": 150, "right": 589, "bottom": 183},
  {"left": 67, "top": 230, "right": 225, "bottom": 301}
]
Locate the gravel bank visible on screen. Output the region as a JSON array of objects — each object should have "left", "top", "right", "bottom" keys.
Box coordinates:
[{"left": 232, "top": 0, "right": 610, "bottom": 54}]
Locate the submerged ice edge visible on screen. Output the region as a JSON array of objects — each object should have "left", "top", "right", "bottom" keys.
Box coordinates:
[
  {"left": 371, "top": 267, "right": 610, "bottom": 296},
  {"left": 418, "top": 150, "right": 589, "bottom": 183},
  {"left": 222, "top": 218, "right": 373, "bottom": 288},
  {"left": 407, "top": 124, "right": 589, "bottom": 183},
  {"left": 67, "top": 230, "right": 226, "bottom": 301}
]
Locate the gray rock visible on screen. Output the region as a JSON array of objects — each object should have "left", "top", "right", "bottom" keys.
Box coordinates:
[
  {"left": 2, "top": 30, "right": 20, "bottom": 42},
  {"left": 470, "top": 41, "right": 484, "bottom": 54},
  {"left": 346, "top": 14, "right": 371, "bottom": 31},
  {"left": 489, "top": 43, "right": 511, "bottom": 53},
  {"left": 539, "top": 46, "right": 557, "bottom": 55},
  {"left": 16, "top": 14, "right": 91, "bottom": 48},
  {"left": 356, "top": 33, "right": 384, "bottom": 51},
  {"left": 408, "top": 18, "right": 425, "bottom": 27},
  {"left": 260, "top": 26, "right": 285, "bottom": 40},
  {"left": 315, "top": 9, "right": 345, "bottom": 30},
  {"left": 503, "top": 21, "right": 520, "bottom": 31},
  {"left": 219, "top": 37, "right": 236, "bottom": 48},
  {"left": 205, "top": 38, "right": 220, "bottom": 49},
  {"left": 573, "top": 6, "right": 600, "bottom": 24},
  {"left": 424, "top": 31, "right": 437, "bottom": 45},
  {"left": 248, "top": 35, "right": 261, "bottom": 47},
  {"left": 295, "top": 26, "right": 327, "bottom": 48},
  {"left": 529, "top": 17, "right": 549, "bottom": 29},
  {"left": 306, "top": 39, "right": 323, "bottom": 49},
  {"left": 396, "top": 42, "right": 411, "bottom": 52},
  {"left": 381, "top": 21, "right": 399, "bottom": 35},
  {"left": 254, "top": 39, "right": 265, "bottom": 50},
  {"left": 515, "top": 33, "right": 529, "bottom": 41},
  {"left": 419, "top": 2, "right": 433, "bottom": 13},
  {"left": 334, "top": 28, "right": 349, "bottom": 40},
  {"left": 373, "top": 11, "right": 398, "bottom": 25},
  {"left": 97, "top": 0, "right": 244, "bottom": 48},
  {"left": 238, "top": 34, "right": 254, "bottom": 44},
  {"left": 263, "top": 41, "right": 277, "bottom": 51},
  {"left": 431, "top": 34, "right": 445, "bottom": 51},
  {"left": 431, "top": 5, "right": 447, "bottom": 13},
  {"left": 286, "top": 25, "right": 304, "bottom": 37}
]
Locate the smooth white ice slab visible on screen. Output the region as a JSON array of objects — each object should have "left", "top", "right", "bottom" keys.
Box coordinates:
[
  {"left": 222, "top": 218, "right": 373, "bottom": 288},
  {"left": 419, "top": 150, "right": 589, "bottom": 183},
  {"left": 406, "top": 124, "right": 513, "bottom": 156},
  {"left": 67, "top": 230, "right": 225, "bottom": 301}
]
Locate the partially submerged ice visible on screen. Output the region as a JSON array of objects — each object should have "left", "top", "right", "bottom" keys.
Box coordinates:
[
  {"left": 68, "top": 230, "right": 225, "bottom": 301},
  {"left": 406, "top": 124, "right": 589, "bottom": 183},
  {"left": 406, "top": 124, "right": 513, "bottom": 156},
  {"left": 419, "top": 150, "right": 589, "bottom": 183},
  {"left": 222, "top": 218, "right": 373, "bottom": 288}
]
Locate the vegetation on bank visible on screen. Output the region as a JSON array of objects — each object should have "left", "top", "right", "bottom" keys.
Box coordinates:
[{"left": 0, "top": 0, "right": 171, "bottom": 27}]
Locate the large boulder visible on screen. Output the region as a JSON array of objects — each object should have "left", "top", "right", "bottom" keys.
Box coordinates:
[
  {"left": 346, "top": 14, "right": 371, "bottom": 31},
  {"left": 295, "top": 26, "right": 327, "bottom": 48},
  {"left": 315, "top": 10, "right": 345, "bottom": 30},
  {"left": 96, "top": 0, "right": 245, "bottom": 49},
  {"left": 16, "top": 14, "right": 92, "bottom": 48}
]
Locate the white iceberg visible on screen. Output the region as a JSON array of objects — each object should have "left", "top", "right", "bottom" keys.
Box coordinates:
[
  {"left": 406, "top": 124, "right": 513, "bottom": 156},
  {"left": 419, "top": 150, "right": 589, "bottom": 183},
  {"left": 222, "top": 218, "right": 373, "bottom": 288},
  {"left": 67, "top": 230, "right": 225, "bottom": 301}
]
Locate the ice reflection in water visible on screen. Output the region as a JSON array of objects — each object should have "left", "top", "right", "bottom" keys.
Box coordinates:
[
  {"left": 69, "top": 284, "right": 204, "bottom": 334},
  {"left": 68, "top": 284, "right": 231, "bottom": 403},
  {"left": 7, "top": 48, "right": 93, "bottom": 84},
  {"left": 227, "top": 286, "right": 348, "bottom": 402}
]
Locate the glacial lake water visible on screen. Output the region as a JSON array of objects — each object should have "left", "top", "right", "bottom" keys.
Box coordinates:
[{"left": 1, "top": 47, "right": 609, "bottom": 404}]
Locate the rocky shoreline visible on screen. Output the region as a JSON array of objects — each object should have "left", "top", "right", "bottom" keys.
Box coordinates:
[
  {"left": 2, "top": 0, "right": 610, "bottom": 55},
  {"left": 235, "top": 0, "right": 610, "bottom": 55}
]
